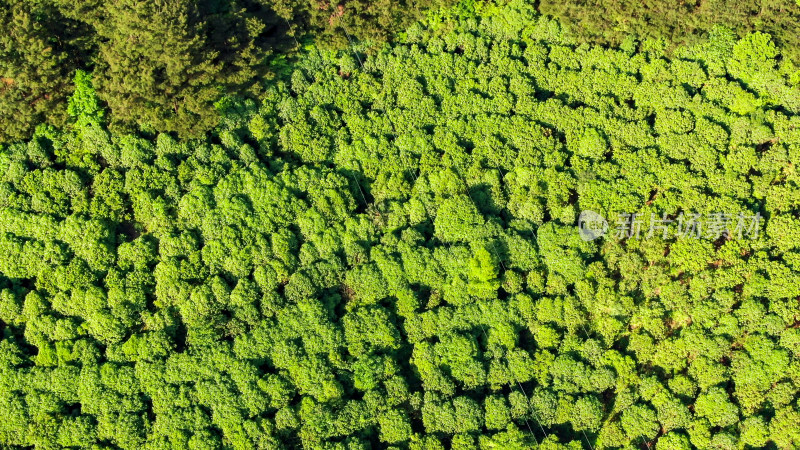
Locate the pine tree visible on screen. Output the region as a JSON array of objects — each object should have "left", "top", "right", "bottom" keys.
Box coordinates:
[
  {"left": 0, "top": 0, "right": 86, "bottom": 142},
  {"left": 91, "top": 0, "right": 219, "bottom": 136},
  {"left": 92, "top": 0, "right": 267, "bottom": 138}
]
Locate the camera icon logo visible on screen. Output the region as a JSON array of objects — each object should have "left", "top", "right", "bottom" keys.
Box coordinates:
[{"left": 577, "top": 210, "right": 608, "bottom": 241}]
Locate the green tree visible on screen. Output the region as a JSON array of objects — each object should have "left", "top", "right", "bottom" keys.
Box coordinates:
[
  {"left": 92, "top": 0, "right": 264, "bottom": 137},
  {"left": 0, "top": 0, "right": 86, "bottom": 141}
]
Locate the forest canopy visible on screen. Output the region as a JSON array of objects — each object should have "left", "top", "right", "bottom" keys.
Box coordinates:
[
  {"left": 2, "top": 0, "right": 800, "bottom": 449},
  {"left": 3, "top": 0, "right": 800, "bottom": 143},
  {"left": 539, "top": 0, "right": 800, "bottom": 63},
  {"left": 0, "top": 0, "right": 453, "bottom": 142}
]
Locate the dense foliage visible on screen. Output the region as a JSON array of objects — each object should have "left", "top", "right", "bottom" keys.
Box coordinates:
[
  {"left": 270, "top": 0, "right": 455, "bottom": 48},
  {"left": 0, "top": 0, "right": 449, "bottom": 142},
  {"left": 0, "top": 0, "right": 90, "bottom": 142},
  {"left": 2, "top": 0, "right": 800, "bottom": 448},
  {"left": 5, "top": 0, "right": 799, "bottom": 143},
  {"left": 0, "top": 0, "right": 278, "bottom": 141},
  {"left": 539, "top": 0, "right": 800, "bottom": 63}
]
